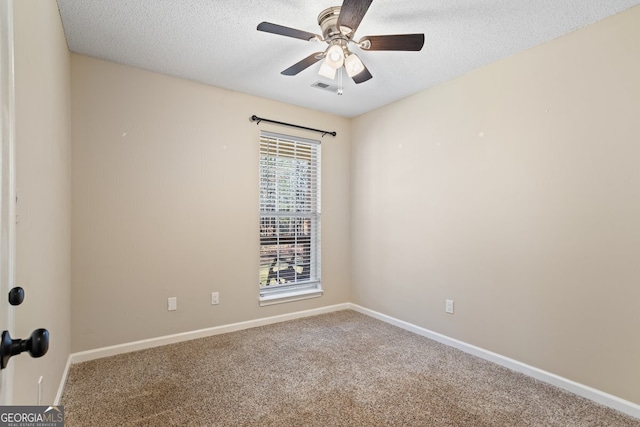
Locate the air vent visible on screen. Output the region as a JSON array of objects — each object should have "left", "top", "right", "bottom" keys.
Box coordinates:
[{"left": 311, "top": 81, "right": 339, "bottom": 93}]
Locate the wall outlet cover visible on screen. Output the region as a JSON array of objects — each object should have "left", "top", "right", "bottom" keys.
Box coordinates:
[{"left": 445, "top": 299, "right": 454, "bottom": 314}]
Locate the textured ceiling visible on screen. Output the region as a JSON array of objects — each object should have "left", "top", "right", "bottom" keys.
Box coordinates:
[{"left": 56, "top": 0, "right": 640, "bottom": 118}]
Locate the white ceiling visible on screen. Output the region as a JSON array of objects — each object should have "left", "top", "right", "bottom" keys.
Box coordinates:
[{"left": 56, "top": 0, "right": 640, "bottom": 118}]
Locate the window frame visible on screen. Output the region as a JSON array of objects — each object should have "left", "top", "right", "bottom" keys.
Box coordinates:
[{"left": 258, "top": 131, "right": 322, "bottom": 306}]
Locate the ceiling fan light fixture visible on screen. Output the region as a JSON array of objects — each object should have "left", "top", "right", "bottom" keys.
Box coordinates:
[
  {"left": 318, "top": 60, "right": 337, "bottom": 79},
  {"left": 257, "top": 0, "right": 424, "bottom": 86},
  {"left": 325, "top": 44, "right": 345, "bottom": 69},
  {"left": 345, "top": 53, "right": 365, "bottom": 77}
]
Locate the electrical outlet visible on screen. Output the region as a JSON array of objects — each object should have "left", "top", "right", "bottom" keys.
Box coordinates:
[
  {"left": 211, "top": 292, "right": 219, "bottom": 305},
  {"left": 445, "top": 299, "right": 454, "bottom": 314},
  {"left": 168, "top": 297, "right": 177, "bottom": 311}
]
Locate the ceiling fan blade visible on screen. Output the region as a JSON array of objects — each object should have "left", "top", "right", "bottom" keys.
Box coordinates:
[
  {"left": 337, "top": 0, "right": 372, "bottom": 36},
  {"left": 360, "top": 34, "right": 425, "bottom": 51},
  {"left": 257, "top": 22, "right": 321, "bottom": 42},
  {"left": 281, "top": 52, "right": 324, "bottom": 76},
  {"left": 351, "top": 64, "right": 373, "bottom": 84}
]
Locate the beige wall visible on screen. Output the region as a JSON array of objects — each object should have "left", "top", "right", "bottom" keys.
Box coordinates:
[
  {"left": 70, "top": 55, "right": 351, "bottom": 352},
  {"left": 13, "top": 0, "right": 72, "bottom": 405},
  {"left": 351, "top": 6, "right": 640, "bottom": 405},
  {"left": 19, "top": 0, "right": 635, "bottom": 409}
]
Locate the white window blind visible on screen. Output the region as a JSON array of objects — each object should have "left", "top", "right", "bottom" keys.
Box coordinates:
[{"left": 259, "top": 131, "right": 321, "bottom": 302}]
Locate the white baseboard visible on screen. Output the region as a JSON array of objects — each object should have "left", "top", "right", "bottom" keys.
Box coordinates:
[
  {"left": 56, "top": 301, "right": 639, "bottom": 420},
  {"left": 54, "top": 354, "right": 72, "bottom": 405},
  {"left": 349, "top": 303, "right": 640, "bottom": 420},
  {"left": 68, "top": 303, "right": 351, "bottom": 364}
]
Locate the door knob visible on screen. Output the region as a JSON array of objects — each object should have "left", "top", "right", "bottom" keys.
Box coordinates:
[{"left": 0, "top": 328, "right": 49, "bottom": 369}]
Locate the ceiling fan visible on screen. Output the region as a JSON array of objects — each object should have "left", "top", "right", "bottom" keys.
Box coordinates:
[{"left": 257, "top": 0, "right": 425, "bottom": 86}]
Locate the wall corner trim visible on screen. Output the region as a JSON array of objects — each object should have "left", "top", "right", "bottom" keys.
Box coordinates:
[{"left": 349, "top": 304, "right": 640, "bottom": 420}]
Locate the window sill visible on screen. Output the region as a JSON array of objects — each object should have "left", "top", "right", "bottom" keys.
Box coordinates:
[{"left": 259, "top": 288, "right": 323, "bottom": 307}]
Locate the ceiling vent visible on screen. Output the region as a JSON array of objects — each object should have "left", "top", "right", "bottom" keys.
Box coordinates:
[{"left": 311, "top": 81, "right": 339, "bottom": 93}]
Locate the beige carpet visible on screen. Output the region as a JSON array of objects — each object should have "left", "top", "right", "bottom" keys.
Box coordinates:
[{"left": 61, "top": 310, "right": 639, "bottom": 426}]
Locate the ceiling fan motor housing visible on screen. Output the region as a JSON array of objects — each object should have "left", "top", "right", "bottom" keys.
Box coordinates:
[{"left": 318, "top": 7, "right": 350, "bottom": 42}]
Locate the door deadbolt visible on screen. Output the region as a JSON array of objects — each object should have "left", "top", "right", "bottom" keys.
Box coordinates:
[{"left": 8, "top": 287, "right": 25, "bottom": 306}]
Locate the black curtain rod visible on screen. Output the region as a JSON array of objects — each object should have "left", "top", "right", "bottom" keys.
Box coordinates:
[{"left": 251, "top": 115, "right": 337, "bottom": 137}]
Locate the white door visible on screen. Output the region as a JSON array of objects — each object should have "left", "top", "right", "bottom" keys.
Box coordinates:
[{"left": 0, "top": 0, "right": 16, "bottom": 405}]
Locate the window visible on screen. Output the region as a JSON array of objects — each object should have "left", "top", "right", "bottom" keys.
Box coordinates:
[{"left": 259, "top": 131, "right": 321, "bottom": 305}]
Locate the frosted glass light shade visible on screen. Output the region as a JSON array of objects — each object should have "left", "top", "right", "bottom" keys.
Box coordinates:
[
  {"left": 345, "top": 53, "right": 365, "bottom": 77},
  {"left": 325, "top": 44, "right": 344, "bottom": 69},
  {"left": 318, "top": 60, "right": 337, "bottom": 79}
]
